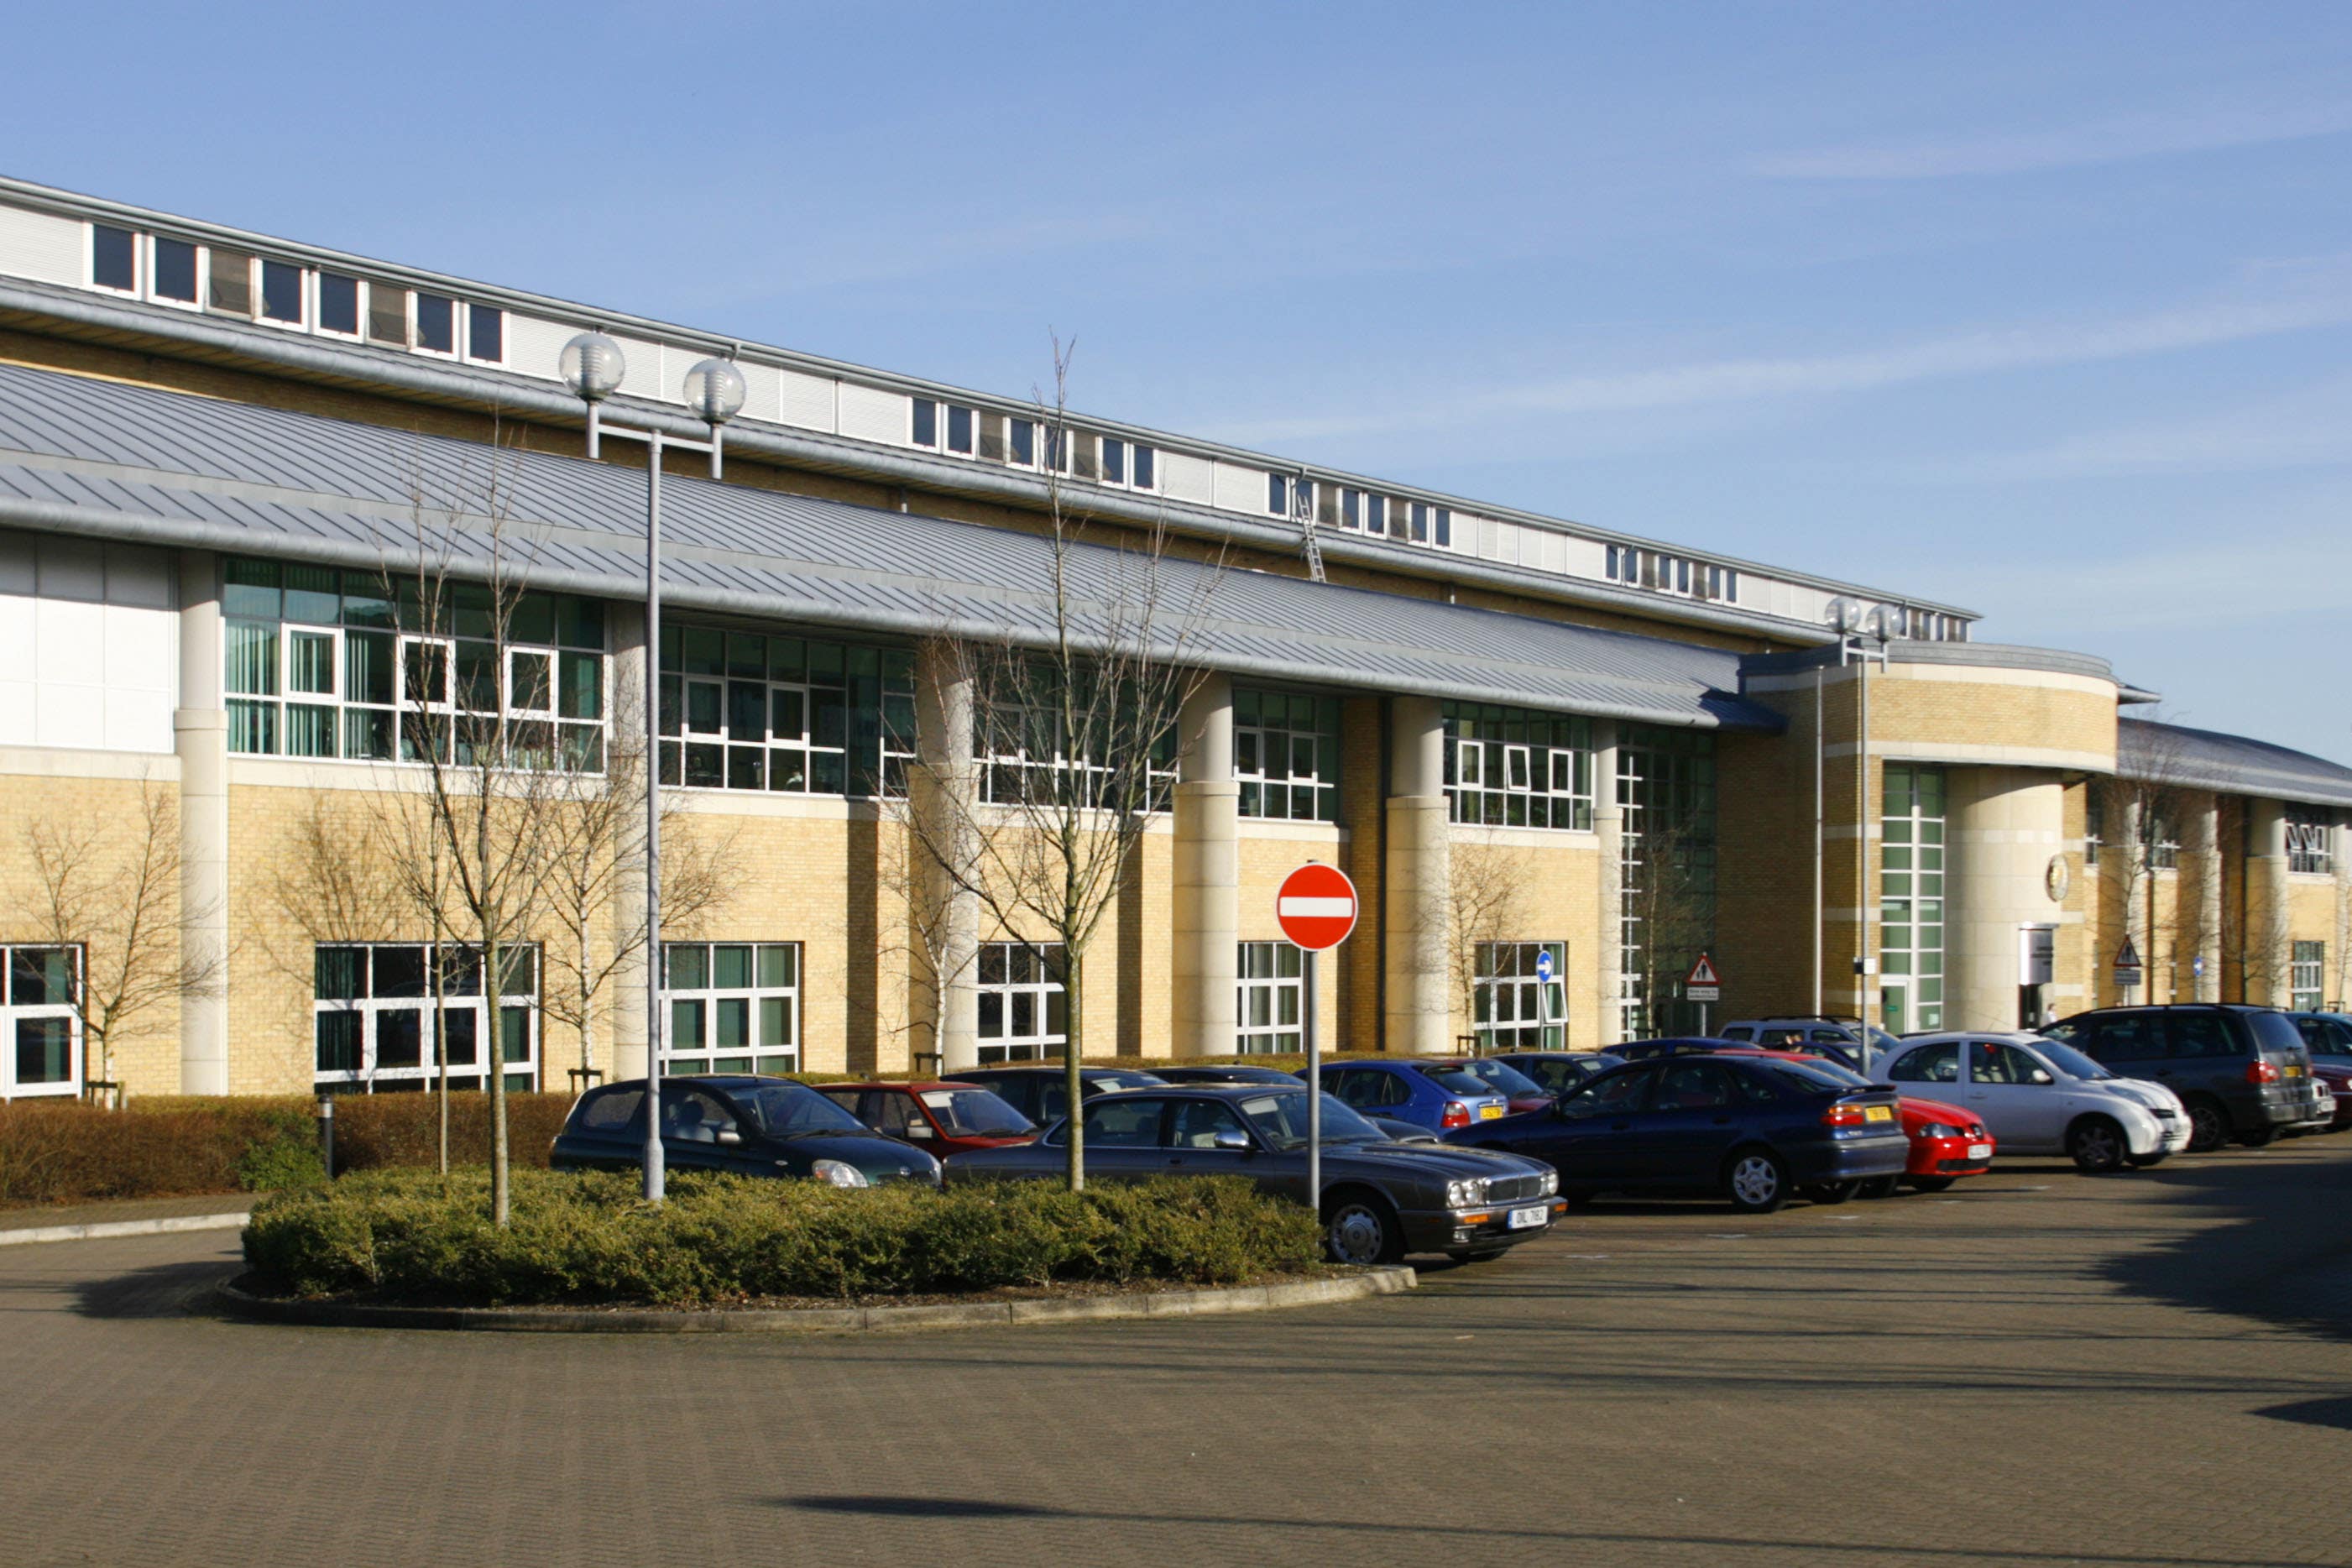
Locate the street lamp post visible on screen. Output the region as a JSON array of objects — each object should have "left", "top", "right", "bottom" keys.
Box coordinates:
[{"left": 561, "top": 332, "right": 746, "bottom": 1203}]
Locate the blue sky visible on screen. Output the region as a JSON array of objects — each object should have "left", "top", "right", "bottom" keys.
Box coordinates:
[{"left": 8, "top": 2, "right": 2349, "bottom": 761}]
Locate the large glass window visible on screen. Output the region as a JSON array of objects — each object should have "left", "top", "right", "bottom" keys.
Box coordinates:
[
  {"left": 2288, "top": 806, "right": 2335, "bottom": 875},
  {"left": 1880, "top": 765, "right": 1947, "bottom": 1034},
  {"left": 312, "top": 943, "right": 537, "bottom": 1094},
  {"left": 225, "top": 558, "right": 605, "bottom": 770},
  {"left": 1618, "top": 726, "right": 1717, "bottom": 1038},
  {"left": 1476, "top": 941, "right": 1566, "bottom": 1051},
  {"left": 662, "top": 942, "right": 801, "bottom": 1076},
  {"left": 977, "top": 943, "right": 1066, "bottom": 1064},
  {"left": 1235, "top": 941, "right": 1304, "bottom": 1053},
  {"left": 3, "top": 946, "right": 81, "bottom": 1100},
  {"left": 2293, "top": 942, "right": 2326, "bottom": 1012},
  {"left": 1235, "top": 689, "right": 1340, "bottom": 823},
  {"left": 1445, "top": 704, "right": 1593, "bottom": 830},
  {"left": 978, "top": 671, "right": 1178, "bottom": 809},
  {"left": 659, "top": 625, "right": 912, "bottom": 797}
]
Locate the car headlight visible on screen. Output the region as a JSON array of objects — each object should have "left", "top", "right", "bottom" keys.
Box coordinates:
[
  {"left": 1539, "top": 1169, "right": 1559, "bottom": 1197},
  {"left": 1920, "top": 1122, "right": 1960, "bottom": 1139},
  {"left": 811, "top": 1158, "right": 870, "bottom": 1189},
  {"left": 1445, "top": 1178, "right": 1486, "bottom": 1208}
]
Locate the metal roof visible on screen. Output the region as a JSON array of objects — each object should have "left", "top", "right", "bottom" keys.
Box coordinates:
[
  {"left": 2121, "top": 719, "right": 2352, "bottom": 810},
  {"left": 0, "top": 360, "right": 1782, "bottom": 732}
]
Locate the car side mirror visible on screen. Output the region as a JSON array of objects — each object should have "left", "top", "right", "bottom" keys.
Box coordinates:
[
  {"left": 1212, "top": 1130, "right": 1252, "bottom": 1152},
  {"left": 715, "top": 1127, "right": 744, "bottom": 1147},
  {"left": 2030, "top": 1069, "right": 2053, "bottom": 1086}
]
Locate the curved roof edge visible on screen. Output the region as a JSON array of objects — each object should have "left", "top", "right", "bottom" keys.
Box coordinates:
[{"left": 2121, "top": 718, "right": 2352, "bottom": 810}]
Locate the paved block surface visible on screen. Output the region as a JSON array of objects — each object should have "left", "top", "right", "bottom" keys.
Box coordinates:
[{"left": 6, "top": 1142, "right": 2352, "bottom": 1567}]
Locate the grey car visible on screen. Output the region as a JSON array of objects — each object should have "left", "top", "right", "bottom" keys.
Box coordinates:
[{"left": 942, "top": 1084, "right": 1564, "bottom": 1266}]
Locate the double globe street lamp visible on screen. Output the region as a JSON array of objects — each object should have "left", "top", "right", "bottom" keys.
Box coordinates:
[{"left": 560, "top": 331, "right": 745, "bottom": 1202}]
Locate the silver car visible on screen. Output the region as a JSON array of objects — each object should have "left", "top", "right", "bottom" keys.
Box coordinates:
[{"left": 1869, "top": 1032, "right": 2191, "bottom": 1173}]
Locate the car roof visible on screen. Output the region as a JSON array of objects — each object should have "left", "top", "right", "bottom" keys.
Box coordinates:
[
  {"left": 1885, "top": 1032, "right": 2046, "bottom": 1045},
  {"left": 818, "top": 1080, "right": 988, "bottom": 1093}
]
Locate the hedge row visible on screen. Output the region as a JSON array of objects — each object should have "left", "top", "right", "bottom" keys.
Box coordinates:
[
  {"left": 242, "top": 1167, "right": 1320, "bottom": 1305},
  {"left": 0, "top": 1092, "right": 577, "bottom": 1208}
]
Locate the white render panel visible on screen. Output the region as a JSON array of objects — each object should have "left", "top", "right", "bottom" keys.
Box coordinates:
[
  {"left": 838, "top": 383, "right": 910, "bottom": 445},
  {"left": 737, "top": 363, "right": 782, "bottom": 426},
  {"left": 613, "top": 336, "right": 668, "bottom": 401},
  {"left": 0, "top": 535, "right": 175, "bottom": 753},
  {"left": 0, "top": 203, "right": 81, "bottom": 288},
  {"left": 776, "top": 368, "right": 839, "bottom": 432},
  {"left": 1478, "top": 517, "right": 1508, "bottom": 562},
  {"left": 1559, "top": 536, "right": 1608, "bottom": 578},
  {"left": 1210, "top": 460, "right": 1266, "bottom": 514},
  {"left": 503, "top": 313, "right": 579, "bottom": 383},
  {"left": 1161, "top": 452, "right": 1214, "bottom": 506}
]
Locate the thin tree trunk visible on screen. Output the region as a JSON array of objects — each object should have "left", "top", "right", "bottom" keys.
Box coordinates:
[
  {"left": 433, "top": 944, "right": 449, "bottom": 1177},
  {"left": 577, "top": 913, "right": 594, "bottom": 1083},
  {"left": 1064, "top": 949, "right": 1084, "bottom": 1193}
]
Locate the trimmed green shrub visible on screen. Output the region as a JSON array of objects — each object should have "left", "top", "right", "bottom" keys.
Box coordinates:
[{"left": 242, "top": 1167, "right": 1321, "bottom": 1306}]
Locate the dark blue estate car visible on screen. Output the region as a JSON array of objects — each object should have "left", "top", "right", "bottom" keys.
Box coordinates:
[
  {"left": 1443, "top": 1053, "right": 1908, "bottom": 1213},
  {"left": 551, "top": 1076, "right": 942, "bottom": 1188}
]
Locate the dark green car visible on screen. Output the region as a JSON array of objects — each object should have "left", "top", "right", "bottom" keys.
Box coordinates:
[{"left": 551, "top": 1076, "right": 941, "bottom": 1188}]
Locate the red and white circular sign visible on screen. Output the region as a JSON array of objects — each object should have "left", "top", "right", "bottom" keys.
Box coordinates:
[{"left": 1276, "top": 862, "right": 1358, "bottom": 952}]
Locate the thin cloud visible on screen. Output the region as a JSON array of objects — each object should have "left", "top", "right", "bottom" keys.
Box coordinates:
[
  {"left": 1756, "top": 99, "right": 2352, "bottom": 180},
  {"left": 1927, "top": 375, "right": 2352, "bottom": 483}
]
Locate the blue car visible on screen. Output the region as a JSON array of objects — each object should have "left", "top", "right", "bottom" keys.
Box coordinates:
[
  {"left": 1443, "top": 1053, "right": 1909, "bottom": 1213},
  {"left": 1320, "top": 1060, "right": 1511, "bottom": 1132},
  {"left": 1609, "top": 1037, "right": 1754, "bottom": 1062}
]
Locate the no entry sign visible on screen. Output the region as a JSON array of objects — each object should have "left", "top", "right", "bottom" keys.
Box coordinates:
[{"left": 1277, "top": 862, "right": 1357, "bottom": 952}]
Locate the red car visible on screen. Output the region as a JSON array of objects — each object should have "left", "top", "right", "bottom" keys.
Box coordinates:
[
  {"left": 813, "top": 1080, "right": 1038, "bottom": 1158},
  {"left": 2313, "top": 1063, "right": 2352, "bottom": 1132},
  {"left": 1727, "top": 1048, "right": 1994, "bottom": 1194}
]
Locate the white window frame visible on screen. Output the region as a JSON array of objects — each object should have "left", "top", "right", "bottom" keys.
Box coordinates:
[
  {"left": 311, "top": 942, "right": 540, "bottom": 1095},
  {"left": 1474, "top": 941, "right": 1566, "bottom": 1052},
  {"left": 3, "top": 945, "right": 82, "bottom": 1100},
  {"left": 1445, "top": 707, "right": 1594, "bottom": 832},
  {"left": 87, "top": 222, "right": 140, "bottom": 297},
  {"left": 410, "top": 289, "right": 462, "bottom": 360},
  {"left": 463, "top": 301, "right": 505, "bottom": 366},
  {"left": 977, "top": 942, "right": 1066, "bottom": 1064},
  {"left": 2292, "top": 942, "right": 2325, "bottom": 1012},
  {"left": 145, "top": 233, "right": 205, "bottom": 312},
  {"left": 314, "top": 270, "right": 366, "bottom": 342},
  {"left": 2288, "top": 808, "right": 2334, "bottom": 875},
  {"left": 1235, "top": 941, "right": 1304, "bottom": 1053},
  {"left": 661, "top": 942, "right": 802, "bottom": 1076}
]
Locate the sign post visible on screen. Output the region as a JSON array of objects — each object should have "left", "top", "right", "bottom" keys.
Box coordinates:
[
  {"left": 2112, "top": 935, "right": 2144, "bottom": 1000},
  {"left": 1685, "top": 952, "right": 1722, "bottom": 1038},
  {"left": 1277, "top": 861, "right": 1358, "bottom": 1225},
  {"left": 1534, "top": 949, "right": 1555, "bottom": 1048}
]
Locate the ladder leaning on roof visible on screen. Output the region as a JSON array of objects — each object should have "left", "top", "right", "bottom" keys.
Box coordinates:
[{"left": 1295, "top": 475, "right": 1326, "bottom": 583}]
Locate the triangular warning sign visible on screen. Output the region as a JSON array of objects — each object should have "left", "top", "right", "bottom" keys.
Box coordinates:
[
  {"left": 1685, "top": 953, "right": 1722, "bottom": 986},
  {"left": 2113, "top": 935, "right": 2141, "bottom": 970}
]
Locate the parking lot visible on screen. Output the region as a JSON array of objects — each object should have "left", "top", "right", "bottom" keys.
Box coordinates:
[{"left": 7, "top": 1138, "right": 2352, "bottom": 1568}]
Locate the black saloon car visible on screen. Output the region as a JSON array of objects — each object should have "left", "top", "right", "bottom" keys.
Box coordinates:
[
  {"left": 1490, "top": 1051, "right": 1626, "bottom": 1097},
  {"left": 551, "top": 1076, "right": 942, "bottom": 1187},
  {"left": 943, "top": 1085, "right": 1563, "bottom": 1265},
  {"left": 1444, "top": 1053, "right": 1908, "bottom": 1213},
  {"left": 1146, "top": 1064, "right": 1305, "bottom": 1086},
  {"left": 941, "top": 1066, "right": 1165, "bottom": 1128}
]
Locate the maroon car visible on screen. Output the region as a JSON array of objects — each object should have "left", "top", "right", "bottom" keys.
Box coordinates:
[
  {"left": 814, "top": 1080, "right": 1037, "bottom": 1158},
  {"left": 2314, "top": 1063, "right": 2352, "bottom": 1132}
]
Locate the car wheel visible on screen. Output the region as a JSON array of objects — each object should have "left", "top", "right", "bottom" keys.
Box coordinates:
[
  {"left": 2184, "top": 1098, "right": 2229, "bottom": 1152},
  {"left": 2235, "top": 1126, "right": 2278, "bottom": 1149},
  {"left": 1905, "top": 1175, "right": 1957, "bottom": 1193},
  {"left": 1322, "top": 1191, "right": 1403, "bottom": 1267},
  {"left": 1724, "top": 1148, "right": 1789, "bottom": 1214},
  {"left": 1801, "top": 1181, "right": 1858, "bottom": 1205},
  {"left": 1858, "top": 1175, "right": 1900, "bottom": 1200},
  {"left": 2068, "top": 1116, "right": 2127, "bottom": 1175}
]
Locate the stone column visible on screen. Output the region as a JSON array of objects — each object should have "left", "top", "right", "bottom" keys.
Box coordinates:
[
  {"left": 1592, "top": 719, "right": 1624, "bottom": 1048},
  {"left": 607, "top": 603, "right": 651, "bottom": 1081},
  {"left": 1170, "top": 674, "right": 1237, "bottom": 1058},
  {"left": 2334, "top": 814, "right": 2349, "bottom": 1009},
  {"left": 1946, "top": 766, "right": 2064, "bottom": 1032},
  {"left": 2248, "top": 797, "right": 2291, "bottom": 1006},
  {"left": 2188, "top": 793, "right": 2223, "bottom": 1003},
  {"left": 912, "top": 641, "right": 981, "bottom": 1072},
  {"left": 175, "top": 550, "right": 230, "bottom": 1095},
  {"left": 1383, "top": 696, "right": 1451, "bottom": 1053}
]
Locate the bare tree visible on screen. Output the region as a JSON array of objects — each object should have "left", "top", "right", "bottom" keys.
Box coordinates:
[
  {"left": 1435, "top": 833, "right": 1537, "bottom": 1048},
  {"left": 1620, "top": 810, "right": 1714, "bottom": 1038},
  {"left": 899, "top": 342, "right": 1225, "bottom": 1189},
  {"left": 23, "top": 776, "right": 223, "bottom": 1105},
  {"left": 2104, "top": 721, "right": 2210, "bottom": 1003}
]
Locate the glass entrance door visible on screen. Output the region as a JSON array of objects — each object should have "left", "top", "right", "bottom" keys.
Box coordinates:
[{"left": 1879, "top": 980, "right": 1910, "bottom": 1037}]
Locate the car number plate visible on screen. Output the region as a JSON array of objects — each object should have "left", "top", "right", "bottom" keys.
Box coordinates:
[
  {"left": 1864, "top": 1105, "right": 1893, "bottom": 1123},
  {"left": 1507, "top": 1205, "right": 1547, "bottom": 1229},
  {"left": 1967, "top": 1143, "right": 1992, "bottom": 1160},
  {"left": 1479, "top": 1104, "right": 1504, "bottom": 1120}
]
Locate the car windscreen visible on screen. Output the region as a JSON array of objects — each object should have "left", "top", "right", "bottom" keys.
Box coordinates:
[
  {"left": 1456, "top": 1059, "right": 1545, "bottom": 1096},
  {"left": 918, "top": 1087, "right": 1033, "bottom": 1137},
  {"left": 1413, "top": 1065, "right": 1495, "bottom": 1095},
  {"left": 1095, "top": 1071, "right": 1168, "bottom": 1090},
  {"left": 733, "top": 1083, "right": 869, "bottom": 1137},
  {"left": 1237, "top": 1092, "right": 1385, "bottom": 1148},
  {"left": 2033, "top": 1042, "right": 2114, "bottom": 1081}
]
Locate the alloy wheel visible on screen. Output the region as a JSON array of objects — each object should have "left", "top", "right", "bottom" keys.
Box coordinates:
[
  {"left": 1325, "top": 1203, "right": 1390, "bottom": 1266},
  {"left": 2071, "top": 1120, "right": 2125, "bottom": 1174},
  {"left": 1728, "top": 1153, "right": 1783, "bottom": 1211}
]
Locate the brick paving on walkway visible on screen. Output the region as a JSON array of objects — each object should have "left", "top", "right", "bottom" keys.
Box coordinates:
[{"left": 5, "top": 1141, "right": 2352, "bottom": 1567}]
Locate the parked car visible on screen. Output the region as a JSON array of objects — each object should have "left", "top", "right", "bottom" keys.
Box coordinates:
[
  {"left": 1608, "top": 1037, "right": 1751, "bottom": 1062},
  {"left": 2313, "top": 1062, "right": 2352, "bottom": 1132},
  {"left": 2289, "top": 1011, "right": 2352, "bottom": 1069},
  {"left": 1146, "top": 1064, "right": 1304, "bottom": 1086},
  {"left": 1318, "top": 1060, "right": 1510, "bottom": 1132},
  {"left": 1429, "top": 1057, "right": 1555, "bottom": 1114},
  {"left": 1491, "top": 1051, "right": 1627, "bottom": 1097},
  {"left": 811, "top": 1080, "right": 1037, "bottom": 1158},
  {"left": 2287, "top": 1071, "right": 2336, "bottom": 1137},
  {"left": 551, "top": 1076, "right": 943, "bottom": 1187},
  {"left": 1718, "top": 1017, "right": 1901, "bottom": 1069},
  {"left": 1869, "top": 1033, "right": 2190, "bottom": 1173},
  {"left": 1731, "top": 1048, "right": 1994, "bottom": 1195},
  {"left": 2041, "top": 1005, "right": 2313, "bottom": 1151},
  {"left": 943, "top": 1084, "right": 1564, "bottom": 1264},
  {"left": 1369, "top": 1116, "right": 1442, "bottom": 1145},
  {"left": 941, "top": 1066, "right": 1166, "bottom": 1130},
  {"left": 1444, "top": 1053, "right": 1909, "bottom": 1214}
]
